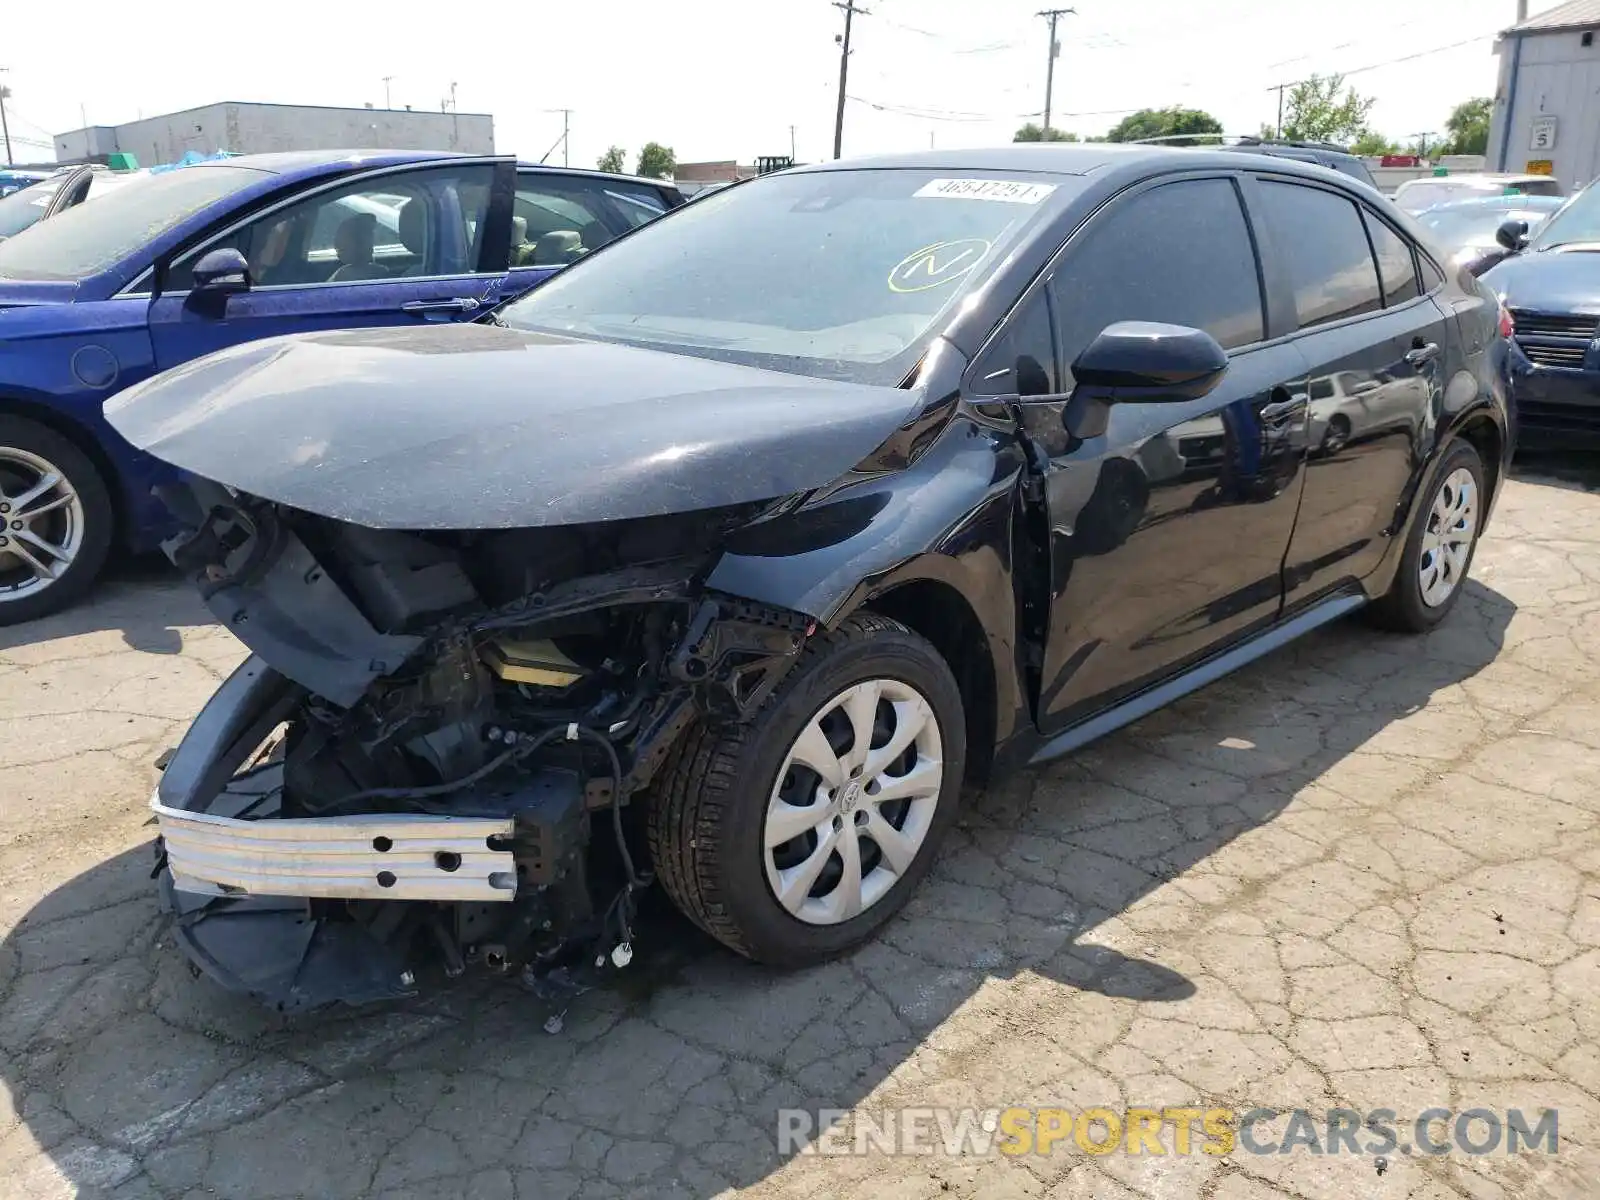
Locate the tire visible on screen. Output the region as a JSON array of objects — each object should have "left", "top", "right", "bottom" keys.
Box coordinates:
[
  {"left": 1319, "top": 414, "right": 1352, "bottom": 456},
  {"left": 1367, "top": 437, "right": 1485, "bottom": 633},
  {"left": 648, "top": 612, "right": 966, "bottom": 965},
  {"left": 0, "top": 415, "right": 115, "bottom": 626}
]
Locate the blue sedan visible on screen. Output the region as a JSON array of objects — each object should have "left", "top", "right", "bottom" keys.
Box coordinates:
[{"left": 0, "top": 150, "right": 683, "bottom": 622}]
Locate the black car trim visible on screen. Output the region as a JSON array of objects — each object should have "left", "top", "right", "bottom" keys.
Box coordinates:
[{"left": 1028, "top": 590, "right": 1367, "bottom": 765}]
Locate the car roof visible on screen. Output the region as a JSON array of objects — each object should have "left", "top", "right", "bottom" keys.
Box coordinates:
[
  {"left": 177, "top": 150, "right": 675, "bottom": 191},
  {"left": 789, "top": 143, "right": 1363, "bottom": 181},
  {"left": 1421, "top": 193, "right": 1565, "bottom": 212}
]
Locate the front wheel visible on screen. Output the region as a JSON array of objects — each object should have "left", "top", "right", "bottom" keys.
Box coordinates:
[
  {"left": 0, "top": 416, "right": 115, "bottom": 626},
  {"left": 648, "top": 613, "right": 966, "bottom": 965},
  {"left": 1367, "top": 437, "right": 1485, "bottom": 632}
]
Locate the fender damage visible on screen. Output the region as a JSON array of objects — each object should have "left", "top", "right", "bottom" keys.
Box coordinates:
[{"left": 107, "top": 323, "right": 933, "bottom": 1010}]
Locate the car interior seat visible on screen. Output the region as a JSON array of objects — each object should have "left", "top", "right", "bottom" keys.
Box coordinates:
[
  {"left": 394, "top": 199, "right": 427, "bottom": 275},
  {"left": 535, "top": 229, "right": 586, "bottom": 266},
  {"left": 328, "top": 213, "right": 388, "bottom": 281}
]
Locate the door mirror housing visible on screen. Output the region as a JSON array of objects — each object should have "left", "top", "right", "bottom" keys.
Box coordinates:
[
  {"left": 190, "top": 247, "right": 251, "bottom": 294},
  {"left": 1495, "top": 217, "right": 1530, "bottom": 252},
  {"left": 1064, "top": 322, "right": 1229, "bottom": 442}
]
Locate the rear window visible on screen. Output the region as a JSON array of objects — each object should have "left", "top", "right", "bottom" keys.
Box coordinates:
[
  {"left": 1257, "top": 182, "right": 1382, "bottom": 329},
  {"left": 0, "top": 176, "right": 68, "bottom": 241},
  {"left": 0, "top": 166, "right": 266, "bottom": 281}
]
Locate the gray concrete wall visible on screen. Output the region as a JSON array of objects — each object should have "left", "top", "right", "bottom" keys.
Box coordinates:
[
  {"left": 55, "top": 103, "right": 493, "bottom": 164},
  {"left": 1489, "top": 26, "right": 1600, "bottom": 189}
]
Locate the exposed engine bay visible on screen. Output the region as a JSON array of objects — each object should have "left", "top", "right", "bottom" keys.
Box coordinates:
[{"left": 152, "top": 478, "right": 815, "bottom": 1013}]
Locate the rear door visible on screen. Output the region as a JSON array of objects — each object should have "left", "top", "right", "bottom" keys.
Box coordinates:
[
  {"left": 1252, "top": 178, "right": 1452, "bottom": 603},
  {"left": 985, "top": 174, "right": 1312, "bottom": 732},
  {"left": 147, "top": 159, "right": 510, "bottom": 370}
]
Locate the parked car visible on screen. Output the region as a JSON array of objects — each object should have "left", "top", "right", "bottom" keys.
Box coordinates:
[
  {"left": 1393, "top": 172, "right": 1564, "bottom": 214},
  {"left": 1414, "top": 194, "right": 1565, "bottom": 276},
  {"left": 1483, "top": 178, "right": 1600, "bottom": 442},
  {"left": 1133, "top": 135, "right": 1378, "bottom": 190},
  {"left": 0, "top": 150, "right": 683, "bottom": 623},
  {"left": 0, "top": 164, "right": 151, "bottom": 243},
  {"left": 0, "top": 169, "right": 51, "bottom": 198},
  {"left": 109, "top": 144, "right": 1513, "bottom": 1011}
]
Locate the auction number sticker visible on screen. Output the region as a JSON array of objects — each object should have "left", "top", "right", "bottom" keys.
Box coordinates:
[
  {"left": 913, "top": 178, "right": 1057, "bottom": 204},
  {"left": 888, "top": 238, "right": 992, "bottom": 292}
]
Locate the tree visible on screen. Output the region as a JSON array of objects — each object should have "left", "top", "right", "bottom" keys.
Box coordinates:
[
  {"left": 1351, "top": 129, "right": 1400, "bottom": 157},
  {"left": 1014, "top": 123, "right": 1076, "bottom": 143},
  {"left": 1105, "top": 107, "right": 1222, "bottom": 146},
  {"left": 1441, "top": 97, "right": 1492, "bottom": 157},
  {"left": 1281, "top": 73, "right": 1376, "bottom": 145},
  {"left": 635, "top": 142, "right": 676, "bottom": 180},
  {"left": 596, "top": 146, "right": 626, "bottom": 173}
]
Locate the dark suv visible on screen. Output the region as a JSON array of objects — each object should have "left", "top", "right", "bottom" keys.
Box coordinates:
[{"left": 1220, "top": 137, "right": 1379, "bottom": 189}]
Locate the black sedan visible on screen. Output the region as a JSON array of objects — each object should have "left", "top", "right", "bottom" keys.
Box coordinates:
[{"left": 107, "top": 145, "right": 1513, "bottom": 1009}]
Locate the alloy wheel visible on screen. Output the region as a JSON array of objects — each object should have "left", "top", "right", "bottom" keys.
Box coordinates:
[
  {"left": 762, "top": 677, "right": 944, "bottom": 926},
  {"left": 0, "top": 447, "right": 86, "bottom": 602},
  {"left": 1419, "top": 466, "right": 1476, "bottom": 608}
]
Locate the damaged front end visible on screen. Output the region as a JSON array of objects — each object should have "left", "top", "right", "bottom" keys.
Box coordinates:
[{"left": 151, "top": 479, "right": 814, "bottom": 1013}]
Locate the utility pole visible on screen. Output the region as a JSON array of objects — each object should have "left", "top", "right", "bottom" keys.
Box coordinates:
[
  {"left": 1410, "top": 131, "right": 1436, "bottom": 160},
  {"left": 1269, "top": 82, "right": 1288, "bottom": 138},
  {"left": 790, "top": 124, "right": 797, "bottom": 161},
  {"left": 382, "top": 76, "right": 394, "bottom": 109},
  {"left": 833, "top": 1, "right": 869, "bottom": 160},
  {"left": 0, "top": 70, "right": 11, "bottom": 167},
  {"left": 1037, "top": 9, "right": 1073, "bottom": 135}
]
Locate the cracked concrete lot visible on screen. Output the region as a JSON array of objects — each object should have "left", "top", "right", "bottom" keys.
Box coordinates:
[{"left": 2, "top": 463, "right": 1600, "bottom": 1200}]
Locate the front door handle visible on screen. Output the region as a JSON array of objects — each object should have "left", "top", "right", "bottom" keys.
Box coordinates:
[
  {"left": 1405, "top": 341, "right": 1440, "bottom": 366},
  {"left": 401, "top": 297, "right": 481, "bottom": 315},
  {"left": 1260, "top": 391, "right": 1308, "bottom": 425}
]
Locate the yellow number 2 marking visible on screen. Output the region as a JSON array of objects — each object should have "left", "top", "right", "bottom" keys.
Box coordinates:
[{"left": 888, "top": 238, "right": 992, "bottom": 293}]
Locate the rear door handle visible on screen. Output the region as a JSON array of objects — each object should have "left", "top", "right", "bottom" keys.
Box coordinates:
[
  {"left": 401, "top": 297, "right": 481, "bottom": 315},
  {"left": 1405, "top": 341, "right": 1440, "bottom": 366}
]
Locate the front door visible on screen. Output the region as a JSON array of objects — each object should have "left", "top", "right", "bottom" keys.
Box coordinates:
[
  {"left": 147, "top": 161, "right": 509, "bottom": 370},
  {"left": 978, "top": 174, "right": 1311, "bottom": 732}
]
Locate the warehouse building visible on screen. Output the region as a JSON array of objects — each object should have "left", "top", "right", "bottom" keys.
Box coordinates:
[
  {"left": 53, "top": 101, "right": 494, "bottom": 165},
  {"left": 1488, "top": 0, "right": 1600, "bottom": 190}
]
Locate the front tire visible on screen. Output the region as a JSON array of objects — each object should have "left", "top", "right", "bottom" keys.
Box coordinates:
[
  {"left": 0, "top": 416, "right": 115, "bottom": 626},
  {"left": 1367, "top": 437, "right": 1485, "bottom": 632},
  {"left": 648, "top": 613, "right": 966, "bottom": 965}
]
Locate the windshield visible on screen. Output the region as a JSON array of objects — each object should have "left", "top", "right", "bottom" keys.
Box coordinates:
[
  {"left": 1529, "top": 185, "right": 1600, "bottom": 250},
  {"left": 1397, "top": 180, "right": 1497, "bottom": 212},
  {"left": 1418, "top": 200, "right": 1561, "bottom": 250},
  {"left": 0, "top": 165, "right": 267, "bottom": 281},
  {"left": 498, "top": 168, "right": 1069, "bottom": 384},
  {"left": 0, "top": 176, "right": 70, "bottom": 241}
]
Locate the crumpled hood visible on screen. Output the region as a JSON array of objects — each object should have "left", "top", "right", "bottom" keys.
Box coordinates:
[
  {"left": 1484, "top": 249, "right": 1600, "bottom": 314},
  {"left": 105, "top": 323, "right": 923, "bottom": 529}
]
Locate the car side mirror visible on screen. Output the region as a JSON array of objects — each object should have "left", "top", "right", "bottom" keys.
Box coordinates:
[
  {"left": 1064, "top": 321, "right": 1228, "bottom": 442},
  {"left": 1495, "top": 218, "right": 1529, "bottom": 252},
  {"left": 191, "top": 247, "right": 251, "bottom": 294}
]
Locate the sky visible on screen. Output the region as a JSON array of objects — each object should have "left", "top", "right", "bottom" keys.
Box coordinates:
[{"left": 0, "top": 0, "right": 1570, "bottom": 170}]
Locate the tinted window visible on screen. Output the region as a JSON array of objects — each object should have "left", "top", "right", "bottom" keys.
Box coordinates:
[
  {"left": 604, "top": 183, "right": 668, "bottom": 229},
  {"left": 167, "top": 165, "right": 492, "bottom": 291},
  {"left": 1050, "top": 178, "right": 1264, "bottom": 376},
  {"left": 1363, "top": 211, "right": 1420, "bottom": 306},
  {"left": 514, "top": 176, "right": 618, "bottom": 266},
  {"left": 973, "top": 292, "right": 1057, "bottom": 396},
  {"left": 1419, "top": 255, "right": 1445, "bottom": 292},
  {"left": 499, "top": 168, "right": 1069, "bottom": 385},
  {"left": 1258, "top": 182, "right": 1381, "bottom": 329},
  {"left": 0, "top": 166, "right": 266, "bottom": 281}
]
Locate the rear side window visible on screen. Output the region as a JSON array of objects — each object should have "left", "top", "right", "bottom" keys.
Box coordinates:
[
  {"left": 1363, "top": 211, "right": 1420, "bottom": 306},
  {"left": 1050, "top": 177, "right": 1265, "bottom": 376},
  {"left": 1258, "top": 182, "right": 1382, "bottom": 329}
]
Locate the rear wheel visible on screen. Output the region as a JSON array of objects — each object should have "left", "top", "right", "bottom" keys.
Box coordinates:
[
  {"left": 648, "top": 613, "right": 966, "bottom": 965},
  {"left": 0, "top": 416, "right": 115, "bottom": 626},
  {"left": 1368, "top": 437, "right": 1484, "bottom": 632}
]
